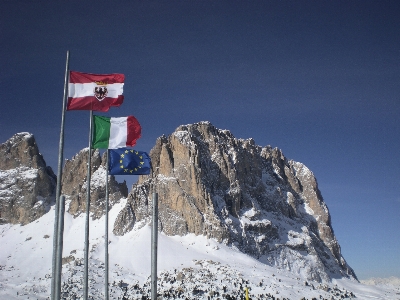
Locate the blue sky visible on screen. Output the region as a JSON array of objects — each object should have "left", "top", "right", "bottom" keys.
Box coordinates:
[{"left": 1, "top": 1, "right": 399, "bottom": 280}]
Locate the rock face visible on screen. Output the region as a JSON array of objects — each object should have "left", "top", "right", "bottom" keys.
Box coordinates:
[
  {"left": 0, "top": 125, "right": 357, "bottom": 282},
  {"left": 114, "top": 122, "right": 357, "bottom": 282},
  {"left": 61, "top": 148, "right": 128, "bottom": 219},
  {"left": 0, "top": 133, "right": 56, "bottom": 225}
]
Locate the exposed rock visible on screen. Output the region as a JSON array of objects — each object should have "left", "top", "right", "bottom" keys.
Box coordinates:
[
  {"left": 62, "top": 255, "right": 75, "bottom": 265},
  {"left": 0, "top": 133, "right": 56, "bottom": 225},
  {"left": 0, "top": 132, "right": 48, "bottom": 171},
  {"left": 112, "top": 200, "right": 136, "bottom": 236},
  {"left": 114, "top": 121, "right": 357, "bottom": 282},
  {"left": 61, "top": 148, "right": 128, "bottom": 219},
  {"left": 0, "top": 125, "right": 358, "bottom": 283}
]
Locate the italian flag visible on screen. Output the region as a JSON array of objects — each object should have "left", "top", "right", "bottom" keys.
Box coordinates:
[
  {"left": 67, "top": 71, "right": 124, "bottom": 112},
  {"left": 92, "top": 115, "right": 142, "bottom": 149}
]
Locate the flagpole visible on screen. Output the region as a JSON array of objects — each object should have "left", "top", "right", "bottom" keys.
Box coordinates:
[
  {"left": 83, "top": 110, "right": 93, "bottom": 300},
  {"left": 51, "top": 50, "right": 69, "bottom": 300},
  {"left": 55, "top": 195, "right": 66, "bottom": 300},
  {"left": 105, "top": 149, "right": 109, "bottom": 300},
  {"left": 151, "top": 191, "right": 158, "bottom": 300}
]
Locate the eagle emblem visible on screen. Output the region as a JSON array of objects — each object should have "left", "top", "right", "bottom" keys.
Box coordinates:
[{"left": 94, "top": 86, "right": 108, "bottom": 101}]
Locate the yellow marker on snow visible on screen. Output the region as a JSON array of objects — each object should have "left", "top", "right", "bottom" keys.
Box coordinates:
[{"left": 245, "top": 287, "right": 249, "bottom": 300}]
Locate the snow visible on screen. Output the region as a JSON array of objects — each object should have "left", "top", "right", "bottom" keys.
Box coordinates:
[
  {"left": 156, "top": 174, "right": 177, "bottom": 183},
  {"left": 4, "top": 132, "right": 33, "bottom": 146},
  {"left": 1, "top": 204, "right": 400, "bottom": 299},
  {"left": 272, "top": 162, "right": 283, "bottom": 180},
  {"left": 303, "top": 201, "right": 315, "bottom": 216},
  {"left": 90, "top": 165, "right": 107, "bottom": 189},
  {"left": 172, "top": 130, "right": 195, "bottom": 149},
  {"left": 0, "top": 167, "right": 38, "bottom": 182},
  {"left": 0, "top": 168, "right": 39, "bottom": 202},
  {"left": 290, "top": 161, "right": 313, "bottom": 179},
  {"left": 362, "top": 277, "right": 400, "bottom": 286},
  {"left": 1, "top": 125, "right": 399, "bottom": 298}
]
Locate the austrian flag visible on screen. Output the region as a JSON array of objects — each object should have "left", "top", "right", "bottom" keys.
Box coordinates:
[
  {"left": 92, "top": 115, "right": 142, "bottom": 149},
  {"left": 67, "top": 71, "right": 125, "bottom": 111}
]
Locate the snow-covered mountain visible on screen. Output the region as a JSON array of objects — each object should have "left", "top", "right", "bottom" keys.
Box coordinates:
[
  {"left": 1, "top": 125, "right": 400, "bottom": 299},
  {"left": 0, "top": 132, "right": 55, "bottom": 225},
  {"left": 119, "top": 121, "right": 354, "bottom": 282},
  {"left": 361, "top": 277, "right": 400, "bottom": 287}
]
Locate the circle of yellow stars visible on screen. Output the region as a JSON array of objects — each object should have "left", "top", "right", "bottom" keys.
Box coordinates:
[{"left": 120, "top": 149, "right": 145, "bottom": 173}]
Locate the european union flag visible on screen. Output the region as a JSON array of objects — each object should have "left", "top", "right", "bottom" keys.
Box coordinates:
[{"left": 108, "top": 148, "right": 151, "bottom": 175}]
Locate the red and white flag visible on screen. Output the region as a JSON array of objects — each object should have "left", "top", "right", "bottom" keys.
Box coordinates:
[{"left": 67, "top": 71, "right": 125, "bottom": 111}]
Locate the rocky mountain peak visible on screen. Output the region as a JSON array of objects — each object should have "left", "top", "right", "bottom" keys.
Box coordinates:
[
  {"left": 0, "top": 125, "right": 358, "bottom": 283},
  {"left": 0, "top": 133, "right": 55, "bottom": 225},
  {"left": 116, "top": 121, "right": 357, "bottom": 282},
  {"left": 0, "top": 132, "right": 47, "bottom": 170},
  {"left": 61, "top": 148, "right": 128, "bottom": 219}
]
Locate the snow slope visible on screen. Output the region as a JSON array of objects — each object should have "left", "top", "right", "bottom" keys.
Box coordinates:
[{"left": 1, "top": 200, "right": 399, "bottom": 299}]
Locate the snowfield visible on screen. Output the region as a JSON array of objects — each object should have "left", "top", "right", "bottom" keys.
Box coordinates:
[{"left": 1, "top": 201, "right": 399, "bottom": 299}]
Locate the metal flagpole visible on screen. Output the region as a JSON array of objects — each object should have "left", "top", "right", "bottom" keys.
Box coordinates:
[
  {"left": 51, "top": 50, "right": 69, "bottom": 300},
  {"left": 55, "top": 195, "right": 66, "bottom": 300},
  {"left": 105, "top": 149, "right": 109, "bottom": 300},
  {"left": 83, "top": 110, "right": 93, "bottom": 300},
  {"left": 151, "top": 191, "right": 158, "bottom": 300}
]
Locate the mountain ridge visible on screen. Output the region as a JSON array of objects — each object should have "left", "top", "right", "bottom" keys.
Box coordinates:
[
  {"left": 6, "top": 123, "right": 400, "bottom": 298},
  {"left": 0, "top": 123, "right": 355, "bottom": 283}
]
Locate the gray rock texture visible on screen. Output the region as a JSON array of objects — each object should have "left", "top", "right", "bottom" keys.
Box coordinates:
[
  {"left": 113, "top": 121, "right": 357, "bottom": 281},
  {"left": 0, "top": 133, "right": 56, "bottom": 225},
  {"left": 61, "top": 148, "right": 128, "bottom": 219},
  {"left": 0, "top": 124, "right": 357, "bottom": 282}
]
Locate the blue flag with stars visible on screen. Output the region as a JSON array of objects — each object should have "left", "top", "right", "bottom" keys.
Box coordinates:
[{"left": 108, "top": 148, "right": 151, "bottom": 175}]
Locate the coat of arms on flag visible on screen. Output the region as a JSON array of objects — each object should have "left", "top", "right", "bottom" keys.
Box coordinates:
[
  {"left": 67, "top": 71, "right": 125, "bottom": 111},
  {"left": 94, "top": 85, "right": 108, "bottom": 101}
]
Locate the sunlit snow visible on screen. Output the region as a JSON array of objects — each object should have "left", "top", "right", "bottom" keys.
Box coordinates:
[{"left": 1, "top": 202, "right": 399, "bottom": 299}]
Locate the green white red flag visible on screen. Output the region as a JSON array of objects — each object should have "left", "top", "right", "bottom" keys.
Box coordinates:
[
  {"left": 92, "top": 115, "right": 141, "bottom": 149},
  {"left": 67, "top": 71, "right": 124, "bottom": 111}
]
